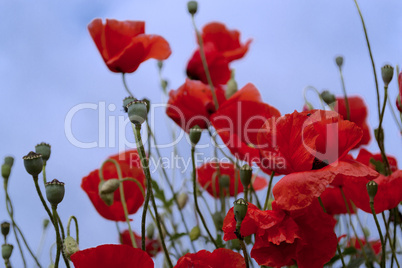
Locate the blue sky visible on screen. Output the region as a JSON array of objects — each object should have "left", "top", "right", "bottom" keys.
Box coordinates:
[{"left": 0, "top": 0, "right": 402, "bottom": 266}]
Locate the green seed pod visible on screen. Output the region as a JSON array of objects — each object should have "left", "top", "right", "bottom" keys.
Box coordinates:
[
  {"left": 240, "top": 164, "right": 252, "bottom": 188},
  {"left": 233, "top": 198, "right": 248, "bottom": 230},
  {"left": 219, "top": 175, "right": 230, "bottom": 189},
  {"left": 45, "top": 179, "right": 65, "bottom": 207},
  {"left": 1, "top": 164, "right": 11, "bottom": 180},
  {"left": 366, "top": 180, "right": 378, "bottom": 203},
  {"left": 63, "top": 236, "right": 79, "bottom": 260},
  {"left": 320, "top": 90, "right": 336, "bottom": 106},
  {"left": 3, "top": 157, "right": 14, "bottom": 167},
  {"left": 123, "top": 96, "right": 135, "bottom": 113},
  {"left": 177, "top": 192, "right": 189, "bottom": 210},
  {"left": 212, "top": 211, "right": 224, "bottom": 231},
  {"left": 189, "top": 226, "right": 201, "bottom": 241},
  {"left": 1, "top": 222, "right": 10, "bottom": 238},
  {"left": 99, "top": 179, "right": 120, "bottom": 195},
  {"left": 189, "top": 125, "right": 202, "bottom": 146},
  {"left": 1, "top": 244, "right": 13, "bottom": 260},
  {"left": 381, "top": 64, "right": 394, "bottom": 86},
  {"left": 99, "top": 181, "right": 114, "bottom": 206},
  {"left": 23, "top": 151, "right": 43, "bottom": 177},
  {"left": 187, "top": 1, "right": 198, "bottom": 15},
  {"left": 335, "top": 56, "right": 344, "bottom": 68},
  {"left": 126, "top": 99, "right": 148, "bottom": 125},
  {"left": 35, "top": 142, "right": 51, "bottom": 162}
]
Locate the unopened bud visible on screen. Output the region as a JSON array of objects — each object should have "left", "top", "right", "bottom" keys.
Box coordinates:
[
  {"left": 23, "top": 151, "right": 43, "bottom": 177},
  {"left": 225, "top": 70, "right": 238, "bottom": 99},
  {"left": 381, "top": 64, "right": 394, "bottom": 87},
  {"left": 35, "top": 142, "right": 51, "bottom": 162},
  {"left": 187, "top": 1, "right": 198, "bottom": 15},
  {"left": 45, "top": 179, "right": 65, "bottom": 207},
  {"left": 1, "top": 164, "right": 11, "bottom": 180},
  {"left": 335, "top": 56, "right": 344, "bottom": 68},
  {"left": 99, "top": 179, "right": 120, "bottom": 195},
  {"left": 63, "top": 236, "right": 79, "bottom": 260},
  {"left": 189, "top": 226, "right": 201, "bottom": 241},
  {"left": 320, "top": 90, "right": 336, "bottom": 106},
  {"left": 240, "top": 164, "right": 252, "bottom": 188},
  {"left": 366, "top": 180, "right": 378, "bottom": 203},
  {"left": 99, "top": 181, "right": 114, "bottom": 206},
  {"left": 177, "top": 192, "right": 189, "bottom": 210},
  {"left": 189, "top": 125, "right": 202, "bottom": 146},
  {"left": 126, "top": 99, "right": 148, "bottom": 125}
]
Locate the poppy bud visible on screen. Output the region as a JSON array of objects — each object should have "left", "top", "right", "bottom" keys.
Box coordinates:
[
  {"left": 177, "top": 192, "right": 189, "bottom": 210},
  {"left": 381, "top": 64, "right": 394, "bottom": 87},
  {"left": 366, "top": 180, "right": 378, "bottom": 203},
  {"left": 3, "top": 157, "right": 13, "bottom": 167},
  {"left": 23, "top": 151, "right": 43, "bottom": 177},
  {"left": 335, "top": 56, "right": 344, "bottom": 68},
  {"left": 240, "top": 164, "right": 252, "bottom": 188},
  {"left": 219, "top": 175, "right": 230, "bottom": 188},
  {"left": 189, "top": 226, "right": 201, "bottom": 241},
  {"left": 35, "top": 142, "right": 51, "bottom": 162},
  {"left": 147, "top": 224, "right": 155, "bottom": 239},
  {"left": 1, "top": 164, "right": 11, "bottom": 181},
  {"left": 161, "top": 79, "right": 168, "bottom": 92},
  {"left": 233, "top": 198, "right": 248, "bottom": 230},
  {"left": 189, "top": 125, "right": 202, "bottom": 146},
  {"left": 320, "top": 90, "right": 336, "bottom": 106},
  {"left": 212, "top": 212, "right": 224, "bottom": 231},
  {"left": 99, "top": 181, "right": 114, "bottom": 206},
  {"left": 63, "top": 236, "right": 79, "bottom": 260},
  {"left": 1, "top": 222, "right": 10, "bottom": 239},
  {"left": 45, "top": 179, "right": 65, "bottom": 207},
  {"left": 157, "top": 60, "right": 163, "bottom": 70},
  {"left": 225, "top": 70, "right": 238, "bottom": 99},
  {"left": 187, "top": 1, "right": 198, "bottom": 15},
  {"left": 123, "top": 96, "right": 135, "bottom": 113},
  {"left": 126, "top": 99, "right": 148, "bottom": 125},
  {"left": 1, "top": 244, "right": 13, "bottom": 260},
  {"left": 99, "top": 179, "right": 120, "bottom": 195}
]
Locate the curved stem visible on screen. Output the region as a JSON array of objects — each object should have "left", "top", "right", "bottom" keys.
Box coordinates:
[
  {"left": 303, "top": 85, "right": 326, "bottom": 110},
  {"left": 122, "top": 73, "right": 135, "bottom": 98},
  {"left": 67, "top": 216, "right": 79, "bottom": 244},
  {"left": 191, "top": 146, "right": 219, "bottom": 248},
  {"left": 52, "top": 206, "right": 61, "bottom": 268},
  {"left": 263, "top": 172, "right": 275, "bottom": 210},
  {"left": 190, "top": 15, "right": 219, "bottom": 110},
  {"left": 133, "top": 124, "right": 173, "bottom": 267}
]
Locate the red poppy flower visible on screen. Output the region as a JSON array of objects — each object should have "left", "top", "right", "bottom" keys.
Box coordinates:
[
  {"left": 120, "top": 230, "right": 161, "bottom": 257},
  {"left": 175, "top": 248, "right": 246, "bottom": 268},
  {"left": 320, "top": 186, "right": 356, "bottom": 215},
  {"left": 334, "top": 96, "right": 371, "bottom": 148},
  {"left": 211, "top": 83, "right": 280, "bottom": 163},
  {"left": 166, "top": 79, "right": 226, "bottom": 132},
  {"left": 81, "top": 150, "right": 145, "bottom": 221},
  {"left": 397, "top": 72, "right": 402, "bottom": 113},
  {"left": 356, "top": 148, "right": 398, "bottom": 173},
  {"left": 347, "top": 237, "right": 382, "bottom": 255},
  {"left": 223, "top": 201, "right": 337, "bottom": 268},
  {"left": 201, "top": 22, "right": 252, "bottom": 62},
  {"left": 71, "top": 244, "right": 154, "bottom": 268},
  {"left": 197, "top": 162, "right": 267, "bottom": 198},
  {"left": 186, "top": 22, "right": 251, "bottom": 85},
  {"left": 88, "top": 19, "right": 171, "bottom": 73}
]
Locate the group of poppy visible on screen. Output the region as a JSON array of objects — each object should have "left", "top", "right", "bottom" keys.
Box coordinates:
[{"left": 72, "top": 17, "right": 402, "bottom": 268}]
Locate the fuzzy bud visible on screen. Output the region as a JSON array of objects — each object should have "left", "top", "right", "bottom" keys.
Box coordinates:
[
  {"left": 63, "top": 236, "right": 79, "bottom": 260},
  {"left": 177, "top": 192, "right": 189, "bottom": 210},
  {"left": 35, "top": 142, "right": 51, "bottom": 162},
  {"left": 45, "top": 179, "right": 65, "bottom": 207},
  {"left": 99, "top": 181, "right": 114, "bottom": 206},
  {"left": 99, "top": 179, "right": 120, "bottom": 195},
  {"left": 23, "top": 151, "right": 43, "bottom": 177}
]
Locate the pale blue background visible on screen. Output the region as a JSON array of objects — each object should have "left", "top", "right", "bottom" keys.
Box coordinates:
[{"left": 0, "top": 0, "right": 401, "bottom": 266}]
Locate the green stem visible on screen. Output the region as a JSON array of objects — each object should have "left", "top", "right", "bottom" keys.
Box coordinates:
[
  {"left": 52, "top": 206, "right": 61, "bottom": 268},
  {"left": 318, "top": 197, "right": 346, "bottom": 268},
  {"left": 303, "top": 85, "right": 326, "bottom": 109},
  {"left": 57, "top": 214, "right": 65, "bottom": 240},
  {"left": 133, "top": 124, "right": 173, "bottom": 267},
  {"left": 42, "top": 161, "right": 47, "bottom": 185},
  {"left": 353, "top": 0, "right": 380, "bottom": 118},
  {"left": 191, "top": 146, "right": 219, "bottom": 248},
  {"left": 381, "top": 212, "right": 400, "bottom": 268},
  {"left": 102, "top": 159, "right": 137, "bottom": 249},
  {"left": 263, "top": 172, "right": 275, "bottom": 210},
  {"left": 338, "top": 66, "right": 350, "bottom": 120},
  {"left": 369, "top": 201, "right": 385, "bottom": 268},
  {"left": 249, "top": 184, "right": 261, "bottom": 210},
  {"left": 191, "top": 15, "right": 219, "bottom": 110},
  {"left": 239, "top": 239, "right": 250, "bottom": 268},
  {"left": 122, "top": 73, "right": 135, "bottom": 98},
  {"left": 377, "top": 85, "right": 391, "bottom": 175},
  {"left": 67, "top": 216, "right": 79, "bottom": 244}
]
